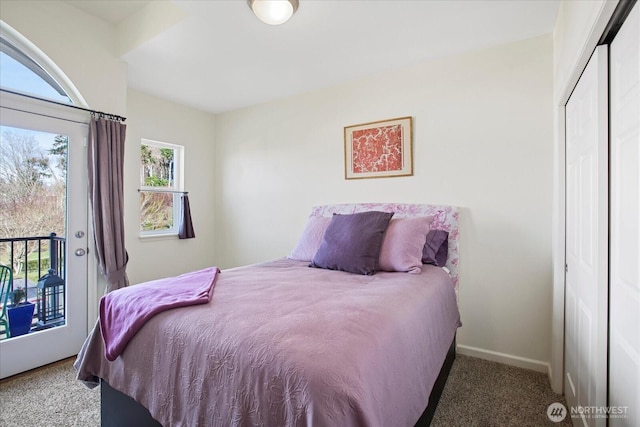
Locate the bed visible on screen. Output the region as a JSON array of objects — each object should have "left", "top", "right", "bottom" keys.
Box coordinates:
[{"left": 75, "top": 203, "right": 462, "bottom": 427}]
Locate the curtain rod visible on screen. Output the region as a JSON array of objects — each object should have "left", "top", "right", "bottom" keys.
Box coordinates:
[
  {"left": 138, "top": 188, "right": 188, "bottom": 195},
  {"left": 1, "top": 88, "right": 127, "bottom": 122}
]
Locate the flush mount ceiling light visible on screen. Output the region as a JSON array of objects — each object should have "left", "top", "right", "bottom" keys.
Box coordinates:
[{"left": 247, "top": 0, "right": 299, "bottom": 26}]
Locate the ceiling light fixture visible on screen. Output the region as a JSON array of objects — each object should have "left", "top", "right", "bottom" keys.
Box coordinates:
[{"left": 247, "top": 0, "right": 299, "bottom": 26}]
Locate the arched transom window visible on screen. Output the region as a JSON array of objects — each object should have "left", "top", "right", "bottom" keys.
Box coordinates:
[{"left": 0, "top": 35, "right": 72, "bottom": 103}]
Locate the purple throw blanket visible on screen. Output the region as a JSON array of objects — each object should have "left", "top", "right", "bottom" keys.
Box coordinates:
[{"left": 100, "top": 267, "right": 219, "bottom": 361}]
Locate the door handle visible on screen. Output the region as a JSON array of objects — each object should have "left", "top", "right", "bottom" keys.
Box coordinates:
[{"left": 75, "top": 248, "right": 87, "bottom": 257}]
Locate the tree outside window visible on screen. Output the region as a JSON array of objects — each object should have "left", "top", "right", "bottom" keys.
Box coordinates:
[
  {"left": 0, "top": 127, "right": 67, "bottom": 277},
  {"left": 139, "top": 139, "right": 183, "bottom": 235}
]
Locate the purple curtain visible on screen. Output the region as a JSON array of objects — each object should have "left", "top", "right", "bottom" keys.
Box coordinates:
[
  {"left": 179, "top": 194, "right": 195, "bottom": 239},
  {"left": 87, "top": 117, "right": 129, "bottom": 292}
]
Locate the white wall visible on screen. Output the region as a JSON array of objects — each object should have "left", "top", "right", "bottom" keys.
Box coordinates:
[
  {"left": 125, "top": 89, "right": 216, "bottom": 285},
  {"left": 215, "top": 35, "right": 554, "bottom": 369}
]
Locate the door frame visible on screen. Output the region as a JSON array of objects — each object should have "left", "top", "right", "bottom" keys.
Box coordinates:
[
  {"left": 552, "top": 0, "right": 638, "bottom": 396},
  {"left": 551, "top": 1, "right": 619, "bottom": 394},
  {"left": 0, "top": 90, "right": 96, "bottom": 378},
  {"left": 0, "top": 95, "right": 100, "bottom": 331},
  {"left": 0, "top": 21, "right": 106, "bottom": 375},
  {"left": 0, "top": 94, "right": 99, "bottom": 330}
]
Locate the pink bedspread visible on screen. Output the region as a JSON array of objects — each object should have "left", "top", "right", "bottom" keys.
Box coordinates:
[
  {"left": 75, "top": 259, "right": 461, "bottom": 427},
  {"left": 99, "top": 267, "right": 219, "bottom": 361}
]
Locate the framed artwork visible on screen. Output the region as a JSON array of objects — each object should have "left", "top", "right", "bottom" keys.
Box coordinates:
[{"left": 344, "top": 116, "right": 413, "bottom": 179}]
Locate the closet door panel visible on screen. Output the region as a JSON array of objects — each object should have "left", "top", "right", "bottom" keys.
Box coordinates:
[
  {"left": 609, "top": 3, "right": 639, "bottom": 426},
  {"left": 565, "top": 44, "right": 609, "bottom": 427}
]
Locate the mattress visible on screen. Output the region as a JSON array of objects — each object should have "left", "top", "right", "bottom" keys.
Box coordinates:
[{"left": 75, "top": 258, "right": 461, "bottom": 427}]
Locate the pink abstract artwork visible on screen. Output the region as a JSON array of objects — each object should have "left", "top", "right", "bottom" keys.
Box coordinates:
[
  {"left": 344, "top": 116, "right": 412, "bottom": 179},
  {"left": 351, "top": 125, "right": 403, "bottom": 173}
]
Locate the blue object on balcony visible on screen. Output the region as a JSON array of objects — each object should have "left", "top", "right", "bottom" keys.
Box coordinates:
[{"left": 7, "top": 302, "right": 35, "bottom": 337}]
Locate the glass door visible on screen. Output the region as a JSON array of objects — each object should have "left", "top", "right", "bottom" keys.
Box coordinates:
[{"left": 0, "top": 98, "right": 88, "bottom": 378}]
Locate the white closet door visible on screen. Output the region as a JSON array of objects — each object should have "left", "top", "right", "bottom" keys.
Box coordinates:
[
  {"left": 565, "top": 44, "right": 609, "bottom": 427},
  {"left": 610, "top": 3, "right": 640, "bottom": 426}
]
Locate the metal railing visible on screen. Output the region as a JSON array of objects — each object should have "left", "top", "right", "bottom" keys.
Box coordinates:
[{"left": 0, "top": 233, "right": 66, "bottom": 337}]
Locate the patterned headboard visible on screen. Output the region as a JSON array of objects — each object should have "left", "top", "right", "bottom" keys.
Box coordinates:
[{"left": 310, "top": 203, "right": 461, "bottom": 290}]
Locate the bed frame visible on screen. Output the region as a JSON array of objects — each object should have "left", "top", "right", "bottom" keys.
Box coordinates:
[{"left": 100, "top": 336, "right": 456, "bottom": 427}]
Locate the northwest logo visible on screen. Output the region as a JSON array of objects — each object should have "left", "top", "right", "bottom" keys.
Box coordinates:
[{"left": 547, "top": 402, "right": 568, "bottom": 422}]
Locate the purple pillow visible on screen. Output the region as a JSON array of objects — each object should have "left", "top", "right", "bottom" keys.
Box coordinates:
[
  {"left": 379, "top": 217, "right": 433, "bottom": 274},
  {"left": 311, "top": 211, "right": 394, "bottom": 275},
  {"left": 422, "top": 230, "right": 449, "bottom": 267}
]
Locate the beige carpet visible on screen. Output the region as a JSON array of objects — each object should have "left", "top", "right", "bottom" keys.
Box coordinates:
[
  {"left": 431, "top": 355, "right": 572, "bottom": 427},
  {"left": 0, "top": 354, "right": 570, "bottom": 426},
  {"left": 0, "top": 358, "right": 99, "bottom": 427}
]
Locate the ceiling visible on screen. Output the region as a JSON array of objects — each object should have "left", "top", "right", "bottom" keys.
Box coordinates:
[{"left": 65, "top": 0, "right": 560, "bottom": 114}]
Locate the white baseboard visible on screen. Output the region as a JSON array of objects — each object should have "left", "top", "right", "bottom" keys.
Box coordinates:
[{"left": 457, "top": 344, "right": 551, "bottom": 375}]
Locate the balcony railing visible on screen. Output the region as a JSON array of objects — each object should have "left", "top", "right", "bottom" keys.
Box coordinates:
[{"left": 0, "top": 233, "right": 66, "bottom": 338}]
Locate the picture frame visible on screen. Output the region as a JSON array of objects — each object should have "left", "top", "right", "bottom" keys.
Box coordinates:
[{"left": 344, "top": 116, "right": 413, "bottom": 179}]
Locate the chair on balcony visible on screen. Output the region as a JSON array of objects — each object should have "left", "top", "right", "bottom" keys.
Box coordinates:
[{"left": 0, "top": 264, "right": 12, "bottom": 339}]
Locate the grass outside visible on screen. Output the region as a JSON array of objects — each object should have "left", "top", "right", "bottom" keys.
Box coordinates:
[{"left": 0, "top": 252, "right": 52, "bottom": 284}]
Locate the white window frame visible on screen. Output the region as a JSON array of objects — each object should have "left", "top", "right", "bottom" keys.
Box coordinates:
[{"left": 139, "top": 138, "right": 184, "bottom": 237}]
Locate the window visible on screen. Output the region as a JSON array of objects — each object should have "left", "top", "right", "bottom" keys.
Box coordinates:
[
  {"left": 139, "top": 139, "right": 184, "bottom": 236},
  {"left": 0, "top": 36, "right": 72, "bottom": 103}
]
